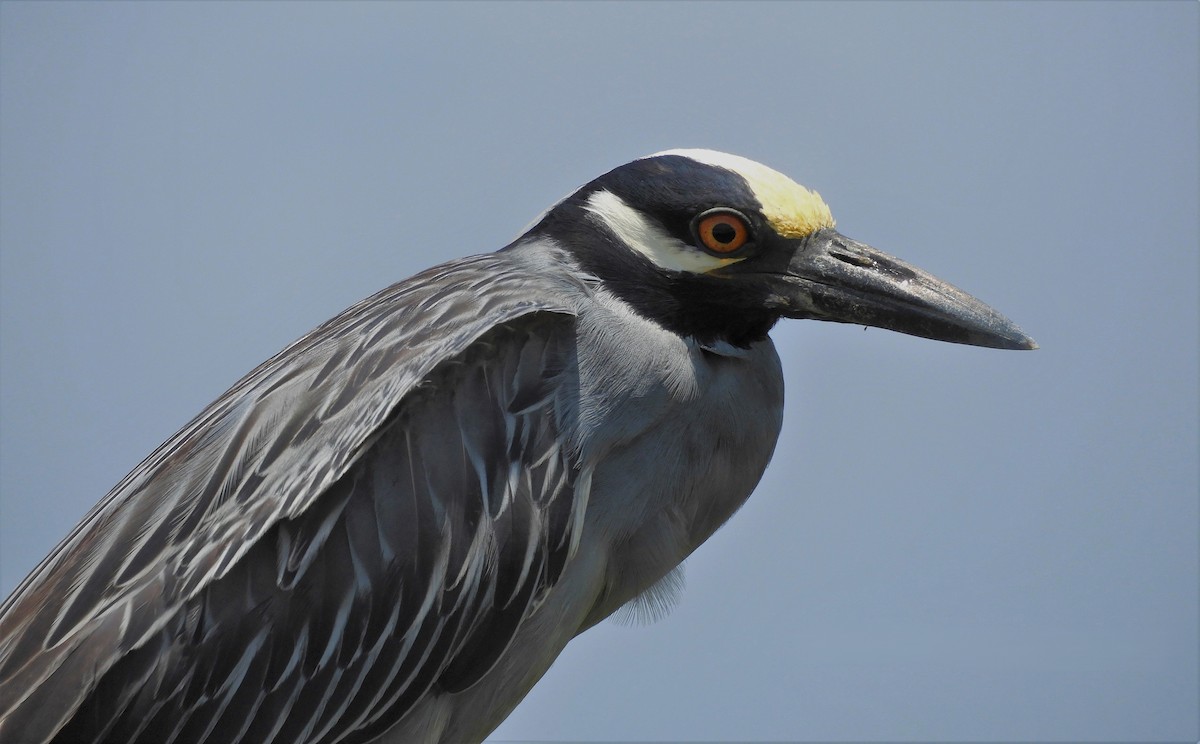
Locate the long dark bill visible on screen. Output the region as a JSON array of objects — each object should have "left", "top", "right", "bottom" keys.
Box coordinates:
[{"left": 782, "top": 229, "right": 1037, "bottom": 350}]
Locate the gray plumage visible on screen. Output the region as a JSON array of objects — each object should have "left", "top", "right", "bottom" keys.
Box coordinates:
[{"left": 0, "top": 149, "right": 1033, "bottom": 743}]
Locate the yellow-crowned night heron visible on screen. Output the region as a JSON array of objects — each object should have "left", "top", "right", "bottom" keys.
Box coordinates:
[{"left": 0, "top": 150, "right": 1035, "bottom": 743}]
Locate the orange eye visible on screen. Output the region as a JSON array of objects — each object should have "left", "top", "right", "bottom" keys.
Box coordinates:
[{"left": 695, "top": 211, "right": 750, "bottom": 254}]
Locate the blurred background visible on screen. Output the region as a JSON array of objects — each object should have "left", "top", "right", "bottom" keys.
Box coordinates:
[{"left": 1, "top": 3, "right": 1196, "bottom": 741}]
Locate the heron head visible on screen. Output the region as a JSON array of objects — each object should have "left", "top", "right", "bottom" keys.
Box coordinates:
[{"left": 523, "top": 149, "right": 1035, "bottom": 351}]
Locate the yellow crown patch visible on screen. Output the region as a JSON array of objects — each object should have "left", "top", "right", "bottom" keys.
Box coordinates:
[{"left": 653, "top": 149, "right": 835, "bottom": 239}]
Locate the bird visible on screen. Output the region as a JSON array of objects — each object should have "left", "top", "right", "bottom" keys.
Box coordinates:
[{"left": 0, "top": 149, "right": 1035, "bottom": 743}]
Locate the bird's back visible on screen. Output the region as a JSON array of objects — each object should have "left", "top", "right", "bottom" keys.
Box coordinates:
[{"left": 0, "top": 247, "right": 588, "bottom": 742}]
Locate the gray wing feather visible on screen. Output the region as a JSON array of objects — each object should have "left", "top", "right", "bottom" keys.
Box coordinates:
[{"left": 0, "top": 249, "right": 590, "bottom": 743}]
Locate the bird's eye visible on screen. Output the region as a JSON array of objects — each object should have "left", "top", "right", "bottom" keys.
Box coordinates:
[{"left": 694, "top": 210, "right": 751, "bottom": 255}]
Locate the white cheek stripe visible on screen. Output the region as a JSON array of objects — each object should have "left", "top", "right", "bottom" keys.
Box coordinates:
[{"left": 583, "top": 190, "right": 738, "bottom": 274}]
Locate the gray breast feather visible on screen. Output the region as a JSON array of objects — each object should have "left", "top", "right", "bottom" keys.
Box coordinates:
[{"left": 0, "top": 250, "right": 586, "bottom": 743}]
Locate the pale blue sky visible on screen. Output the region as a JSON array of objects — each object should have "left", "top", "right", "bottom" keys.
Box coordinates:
[{"left": 1, "top": 2, "right": 1196, "bottom": 741}]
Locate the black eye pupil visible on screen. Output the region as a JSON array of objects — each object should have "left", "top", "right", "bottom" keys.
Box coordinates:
[{"left": 711, "top": 223, "right": 737, "bottom": 243}]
